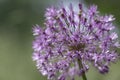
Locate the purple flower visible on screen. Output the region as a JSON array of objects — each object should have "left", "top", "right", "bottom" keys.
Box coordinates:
[{"left": 32, "top": 3, "right": 119, "bottom": 80}]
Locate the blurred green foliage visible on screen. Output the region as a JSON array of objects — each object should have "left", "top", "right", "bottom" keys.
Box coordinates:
[{"left": 0, "top": 0, "right": 120, "bottom": 80}]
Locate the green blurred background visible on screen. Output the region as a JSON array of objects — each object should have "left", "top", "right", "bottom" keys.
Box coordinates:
[{"left": 0, "top": 0, "right": 120, "bottom": 80}]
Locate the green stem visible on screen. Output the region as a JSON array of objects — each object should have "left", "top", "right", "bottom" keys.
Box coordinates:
[
  {"left": 78, "top": 58, "right": 87, "bottom": 80},
  {"left": 81, "top": 72, "right": 87, "bottom": 80}
]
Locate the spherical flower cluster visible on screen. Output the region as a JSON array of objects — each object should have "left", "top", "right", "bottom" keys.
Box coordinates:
[{"left": 32, "top": 3, "right": 119, "bottom": 80}]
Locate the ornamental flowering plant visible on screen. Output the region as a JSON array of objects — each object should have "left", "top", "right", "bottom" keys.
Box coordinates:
[{"left": 32, "top": 3, "right": 120, "bottom": 80}]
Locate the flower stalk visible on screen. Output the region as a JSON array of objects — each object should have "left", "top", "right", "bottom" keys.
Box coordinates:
[{"left": 78, "top": 58, "right": 87, "bottom": 80}]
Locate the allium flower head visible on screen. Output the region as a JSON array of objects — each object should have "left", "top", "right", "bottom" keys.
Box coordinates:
[{"left": 32, "top": 3, "right": 119, "bottom": 80}]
